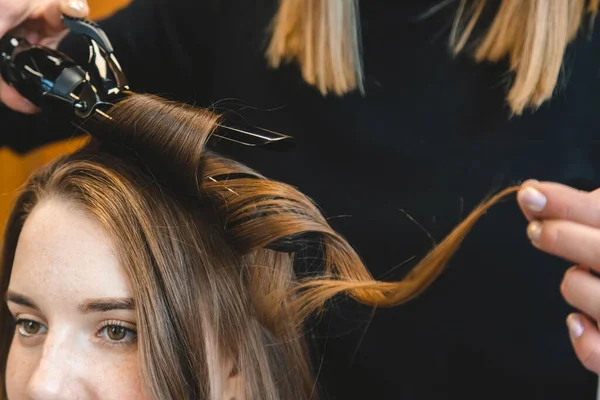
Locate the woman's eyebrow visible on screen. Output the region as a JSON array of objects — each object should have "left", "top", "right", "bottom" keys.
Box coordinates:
[
  {"left": 5, "top": 291, "right": 39, "bottom": 310},
  {"left": 78, "top": 298, "right": 135, "bottom": 313}
]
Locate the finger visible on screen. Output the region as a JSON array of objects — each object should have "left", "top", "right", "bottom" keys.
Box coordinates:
[
  {"left": 24, "top": 0, "right": 89, "bottom": 41},
  {"left": 561, "top": 267, "right": 600, "bottom": 320},
  {"left": 526, "top": 220, "right": 600, "bottom": 270},
  {"left": 35, "top": 7, "right": 70, "bottom": 42},
  {"left": 0, "top": 80, "right": 39, "bottom": 114},
  {"left": 42, "top": 1, "right": 68, "bottom": 34},
  {"left": 59, "top": 0, "right": 90, "bottom": 18},
  {"left": 42, "top": 0, "right": 90, "bottom": 34},
  {"left": 566, "top": 313, "right": 600, "bottom": 374},
  {"left": 517, "top": 180, "right": 600, "bottom": 226}
]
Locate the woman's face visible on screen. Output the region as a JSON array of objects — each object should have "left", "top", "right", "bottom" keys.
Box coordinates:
[{"left": 5, "top": 198, "right": 146, "bottom": 399}]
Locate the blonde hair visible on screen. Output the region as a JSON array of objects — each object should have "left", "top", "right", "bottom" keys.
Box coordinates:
[
  {"left": 1, "top": 93, "right": 519, "bottom": 398},
  {"left": 267, "top": 0, "right": 599, "bottom": 114}
]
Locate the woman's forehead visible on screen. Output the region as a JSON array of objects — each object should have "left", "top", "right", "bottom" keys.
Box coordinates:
[{"left": 9, "top": 198, "right": 132, "bottom": 306}]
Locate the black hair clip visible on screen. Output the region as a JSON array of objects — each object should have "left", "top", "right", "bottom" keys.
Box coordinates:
[{"left": 0, "top": 16, "right": 294, "bottom": 151}]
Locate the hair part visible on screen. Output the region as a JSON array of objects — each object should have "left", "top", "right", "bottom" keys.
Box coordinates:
[{"left": 267, "top": 0, "right": 599, "bottom": 114}]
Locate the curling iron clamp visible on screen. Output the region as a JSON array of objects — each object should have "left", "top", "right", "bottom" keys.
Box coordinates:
[{"left": 0, "top": 16, "right": 295, "bottom": 151}]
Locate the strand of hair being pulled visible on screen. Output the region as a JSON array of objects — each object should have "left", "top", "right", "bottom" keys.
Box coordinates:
[{"left": 290, "top": 186, "right": 520, "bottom": 320}]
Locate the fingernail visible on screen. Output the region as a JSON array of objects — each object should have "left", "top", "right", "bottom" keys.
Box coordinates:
[
  {"left": 527, "top": 221, "right": 542, "bottom": 242},
  {"left": 519, "top": 186, "right": 547, "bottom": 212},
  {"left": 66, "top": 0, "right": 89, "bottom": 15},
  {"left": 567, "top": 314, "right": 584, "bottom": 339}
]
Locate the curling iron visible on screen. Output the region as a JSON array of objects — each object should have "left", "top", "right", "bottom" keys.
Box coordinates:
[{"left": 0, "top": 16, "right": 295, "bottom": 150}]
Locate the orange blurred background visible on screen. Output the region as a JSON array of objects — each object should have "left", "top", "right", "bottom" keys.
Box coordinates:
[{"left": 0, "top": 0, "right": 130, "bottom": 234}]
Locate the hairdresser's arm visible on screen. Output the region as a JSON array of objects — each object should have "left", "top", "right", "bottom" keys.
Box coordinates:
[
  {"left": 1, "top": 0, "right": 216, "bottom": 153},
  {"left": 0, "top": 0, "right": 89, "bottom": 152},
  {"left": 0, "top": 0, "right": 89, "bottom": 113},
  {"left": 517, "top": 180, "right": 600, "bottom": 373}
]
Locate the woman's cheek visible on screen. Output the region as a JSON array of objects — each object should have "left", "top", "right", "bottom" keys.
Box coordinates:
[
  {"left": 95, "top": 350, "right": 147, "bottom": 399},
  {"left": 5, "top": 340, "right": 40, "bottom": 398},
  {"left": 5, "top": 340, "right": 147, "bottom": 399}
]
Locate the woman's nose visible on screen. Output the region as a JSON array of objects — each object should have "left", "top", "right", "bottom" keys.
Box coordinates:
[{"left": 26, "top": 331, "right": 93, "bottom": 400}]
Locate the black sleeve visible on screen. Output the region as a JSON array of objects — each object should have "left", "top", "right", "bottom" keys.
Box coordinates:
[{"left": 0, "top": 0, "right": 218, "bottom": 154}]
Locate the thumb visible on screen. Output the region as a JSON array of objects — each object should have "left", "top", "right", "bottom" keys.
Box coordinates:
[
  {"left": 59, "top": 0, "right": 90, "bottom": 19},
  {"left": 34, "top": 0, "right": 90, "bottom": 37},
  {"left": 567, "top": 313, "right": 600, "bottom": 374}
]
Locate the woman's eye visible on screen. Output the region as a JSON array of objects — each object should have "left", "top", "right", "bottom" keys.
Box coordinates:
[
  {"left": 16, "top": 319, "right": 47, "bottom": 337},
  {"left": 99, "top": 324, "right": 137, "bottom": 346},
  {"left": 107, "top": 325, "right": 127, "bottom": 341}
]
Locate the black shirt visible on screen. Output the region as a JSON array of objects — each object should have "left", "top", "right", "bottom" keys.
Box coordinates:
[{"left": 2, "top": 1, "right": 599, "bottom": 398}]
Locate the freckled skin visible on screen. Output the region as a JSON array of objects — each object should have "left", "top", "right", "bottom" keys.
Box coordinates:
[{"left": 5, "top": 199, "right": 147, "bottom": 399}]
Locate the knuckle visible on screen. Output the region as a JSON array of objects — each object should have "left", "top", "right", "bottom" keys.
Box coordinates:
[
  {"left": 591, "top": 202, "right": 600, "bottom": 226},
  {"left": 562, "top": 200, "right": 574, "bottom": 221},
  {"left": 560, "top": 270, "right": 575, "bottom": 300},
  {"left": 540, "top": 222, "right": 561, "bottom": 255}
]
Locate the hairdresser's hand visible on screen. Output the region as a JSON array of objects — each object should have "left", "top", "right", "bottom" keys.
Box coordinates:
[
  {"left": 517, "top": 180, "right": 600, "bottom": 373},
  {"left": 0, "top": 0, "right": 89, "bottom": 113}
]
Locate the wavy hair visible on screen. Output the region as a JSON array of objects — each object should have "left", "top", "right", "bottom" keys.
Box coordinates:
[{"left": 0, "top": 94, "right": 517, "bottom": 399}]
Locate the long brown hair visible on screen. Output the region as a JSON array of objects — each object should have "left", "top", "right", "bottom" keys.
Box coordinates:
[
  {"left": 0, "top": 94, "right": 517, "bottom": 399},
  {"left": 267, "top": 0, "right": 599, "bottom": 114}
]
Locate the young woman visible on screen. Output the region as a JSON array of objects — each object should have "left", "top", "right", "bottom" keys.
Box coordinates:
[
  {"left": 3, "top": 1, "right": 600, "bottom": 398},
  {"left": 2, "top": 93, "right": 498, "bottom": 398}
]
